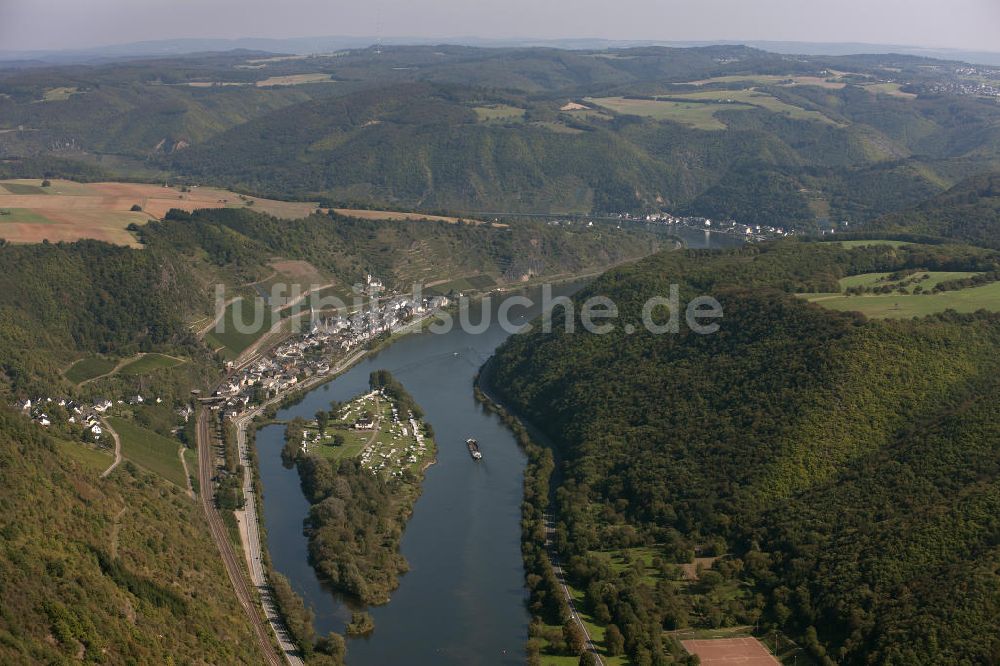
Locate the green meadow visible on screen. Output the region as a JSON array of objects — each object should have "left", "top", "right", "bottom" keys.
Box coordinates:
[
  {"left": 803, "top": 272, "right": 1000, "bottom": 318},
  {"left": 203, "top": 298, "right": 277, "bottom": 358},
  {"left": 107, "top": 417, "right": 187, "bottom": 487},
  {"left": 64, "top": 356, "right": 118, "bottom": 383},
  {"left": 117, "top": 353, "right": 185, "bottom": 376}
]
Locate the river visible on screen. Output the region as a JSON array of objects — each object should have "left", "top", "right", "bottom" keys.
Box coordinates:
[{"left": 254, "top": 228, "right": 741, "bottom": 665}]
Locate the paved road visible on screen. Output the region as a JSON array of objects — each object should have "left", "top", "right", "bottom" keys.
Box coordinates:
[
  {"left": 544, "top": 513, "right": 605, "bottom": 665},
  {"left": 196, "top": 313, "right": 428, "bottom": 665},
  {"left": 196, "top": 409, "right": 284, "bottom": 666},
  {"left": 99, "top": 417, "right": 122, "bottom": 478},
  {"left": 232, "top": 407, "right": 305, "bottom": 666},
  {"left": 225, "top": 346, "right": 369, "bottom": 666}
]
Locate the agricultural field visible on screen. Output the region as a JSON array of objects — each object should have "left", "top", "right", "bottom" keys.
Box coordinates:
[
  {"left": 178, "top": 81, "right": 248, "bottom": 88},
  {"left": 0, "top": 179, "right": 318, "bottom": 246},
  {"left": 682, "top": 73, "right": 848, "bottom": 89},
  {"left": 584, "top": 96, "right": 740, "bottom": 130},
  {"left": 863, "top": 82, "right": 918, "bottom": 99},
  {"left": 586, "top": 89, "right": 839, "bottom": 128},
  {"left": 56, "top": 438, "right": 113, "bottom": 472},
  {"left": 559, "top": 103, "right": 614, "bottom": 122},
  {"left": 330, "top": 207, "right": 492, "bottom": 225},
  {"left": 837, "top": 239, "right": 913, "bottom": 248},
  {"left": 803, "top": 272, "right": 1000, "bottom": 318},
  {"left": 837, "top": 271, "right": 980, "bottom": 292},
  {"left": 473, "top": 103, "right": 526, "bottom": 122},
  {"left": 0, "top": 182, "right": 50, "bottom": 195},
  {"left": 661, "top": 89, "right": 840, "bottom": 124},
  {"left": 425, "top": 274, "right": 497, "bottom": 295},
  {"left": 203, "top": 298, "right": 277, "bottom": 358},
  {"left": 64, "top": 356, "right": 118, "bottom": 384},
  {"left": 106, "top": 416, "right": 187, "bottom": 487},
  {"left": 257, "top": 260, "right": 334, "bottom": 308},
  {"left": 255, "top": 73, "right": 336, "bottom": 87},
  {"left": 116, "top": 353, "right": 186, "bottom": 376},
  {"left": 41, "top": 86, "right": 82, "bottom": 101}
]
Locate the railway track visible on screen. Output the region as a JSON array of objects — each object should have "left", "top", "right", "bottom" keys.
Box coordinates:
[{"left": 196, "top": 409, "right": 283, "bottom": 666}]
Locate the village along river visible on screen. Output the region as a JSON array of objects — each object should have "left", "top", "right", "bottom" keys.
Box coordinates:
[{"left": 254, "top": 228, "right": 741, "bottom": 665}]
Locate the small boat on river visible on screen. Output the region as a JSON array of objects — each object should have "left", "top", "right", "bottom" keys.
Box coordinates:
[{"left": 466, "top": 438, "right": 482, "bottom": 460}]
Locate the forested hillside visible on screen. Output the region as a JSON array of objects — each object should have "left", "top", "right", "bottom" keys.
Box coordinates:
[
  {"left": 489, "top": 241, "right": 1000, "bottom": 664},
  {"left": 870, "top": 172, "right": 1000, "bottom": 248},
  {"left": 0, "top": 240, "right": 208, "bottom": 395},
  {"left": 0, "top": 408, "right": 262, "bottom": 663},
  {"left": 168, "top": 80, "right": 1000, "bottom": 223},
  {"left": 5, "top": 45, "right": 1000, "bottom": 227},
  {"left": 145, "top": 207, "right": 660, "bottom": 288},
  {"left": 0, "top": 202, "right": 658, "bottom": 397}
]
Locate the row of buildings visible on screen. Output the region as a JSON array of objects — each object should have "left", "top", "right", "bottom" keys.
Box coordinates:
[
  {"left": 213, "top": 286, "right": 448, "bottom": 418},
  {"left": 638, "top": 212, "right": 790, "bottom": 240},
  {"left": 14, "top": 394, "right": 164, "bottom": 440}
]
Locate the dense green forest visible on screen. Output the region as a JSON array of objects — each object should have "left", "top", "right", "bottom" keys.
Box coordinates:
[
  {"left": 489, "top": 240, "right": 1000, "bottom": 664},
  {"left": 297, "top": 455, "right": 412, "bottom": 605},
  {"left": 0, "top": 239, "right": 213, "bottom": 396},
  {"left": 870, "top": 172, "right": 1000, "bottom": 248},
  {"left": 0, "top": 408, "right": 262, "bottom": 663}
]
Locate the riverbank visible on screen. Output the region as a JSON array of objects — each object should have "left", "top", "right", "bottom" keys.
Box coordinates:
[
  {"left": 474, "top": 364, "right": 607, "bottom": 665},
  {"left": 292, "top": 374, "right": 438, "bottom": 607},
  {"left": 236, "top": 233, "right": 736, "bottom": 663}
]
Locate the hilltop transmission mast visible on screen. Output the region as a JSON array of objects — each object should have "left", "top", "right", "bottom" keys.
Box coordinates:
[{"left": 374, "top": 1, "right": 384, "bottom": 55}]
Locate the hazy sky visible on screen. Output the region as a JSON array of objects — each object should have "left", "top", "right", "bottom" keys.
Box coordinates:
[{"left": 2, "top": 0, "right": 999, "bottom": 53}]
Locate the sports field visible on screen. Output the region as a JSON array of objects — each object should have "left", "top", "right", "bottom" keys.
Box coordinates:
[
  {"left": 0, "top": 179, "right": 318, "bottom": 246},
  {"left": 681, "top": 638, "right": 779, "bottom": 665}
]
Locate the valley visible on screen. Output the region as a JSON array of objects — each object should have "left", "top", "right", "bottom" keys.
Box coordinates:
[{"left": 2, "top": 30, "right": 1000, "bottom": 666}]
